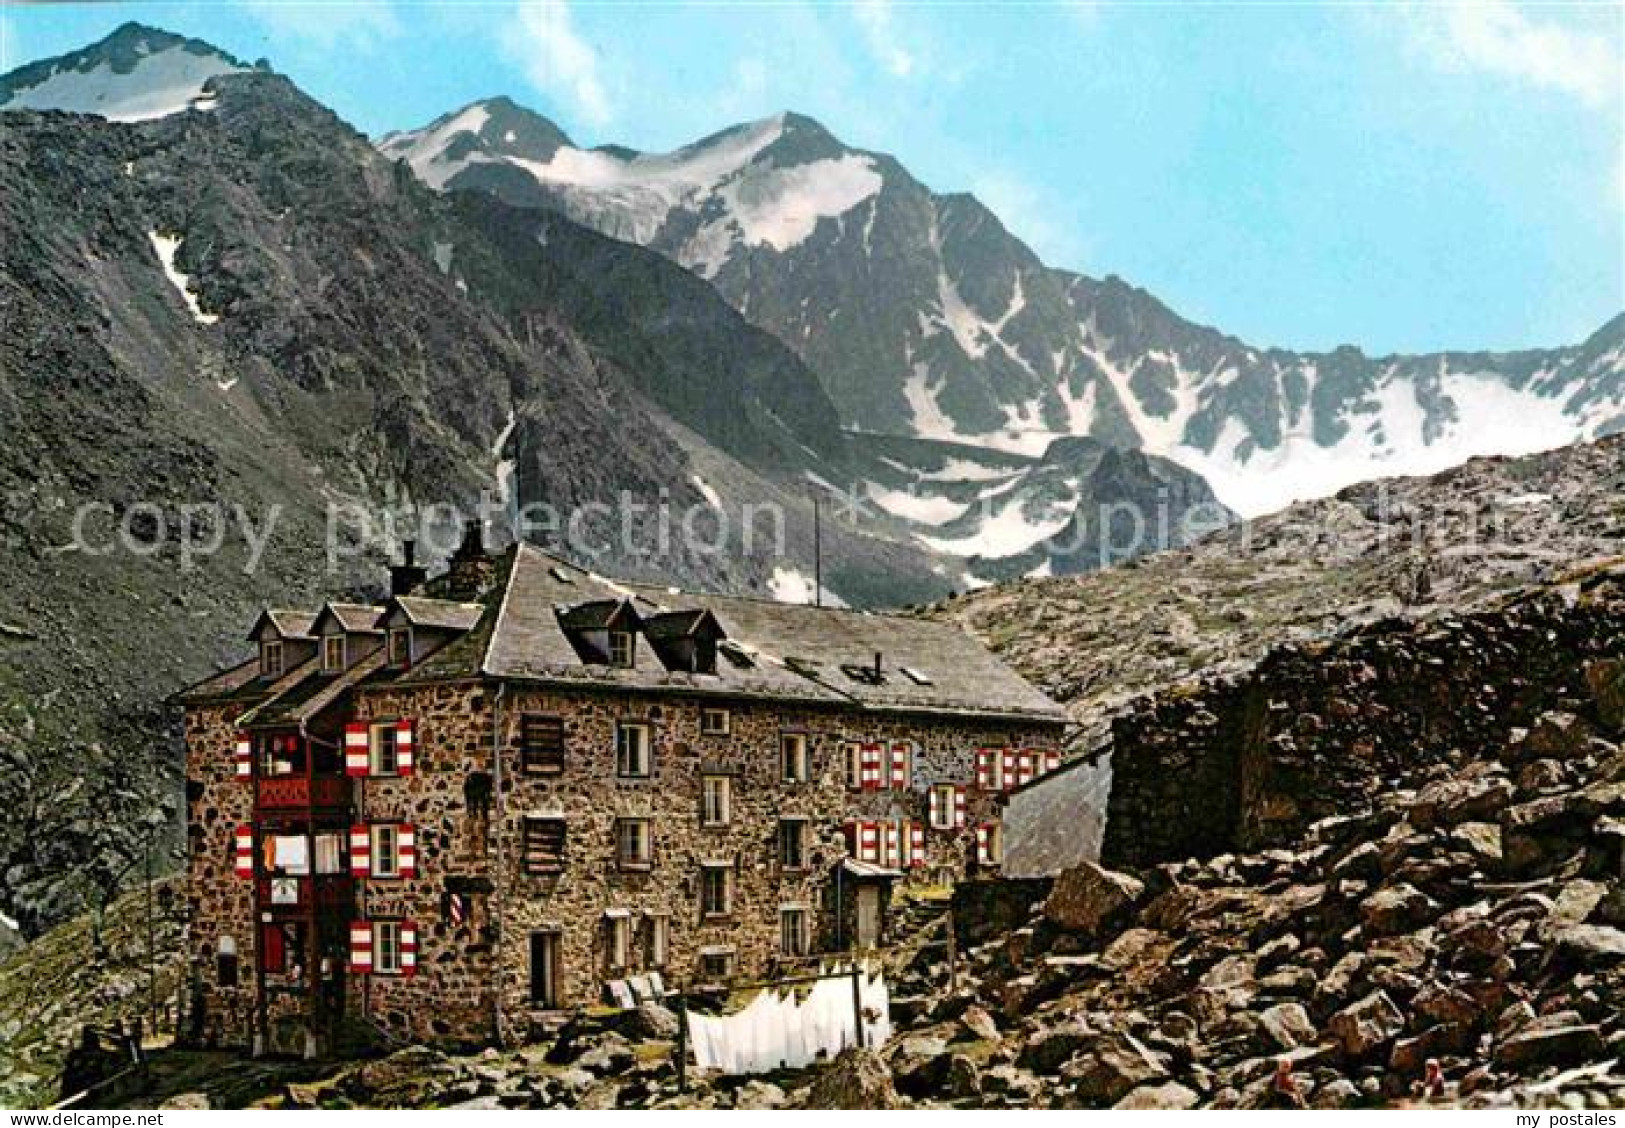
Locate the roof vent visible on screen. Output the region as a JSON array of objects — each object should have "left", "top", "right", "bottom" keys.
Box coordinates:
[
  {"left": 549, "top": 566, "right": 576, "bottom": 584},
  {"left": 718, "top": 641, "right": 755, "bottom": 669},
  {"left": 900, "top": 666, "right": 933, "bottom": 686}
]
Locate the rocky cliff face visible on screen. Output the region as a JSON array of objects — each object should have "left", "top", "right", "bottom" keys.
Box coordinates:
[{"left": 383, "top": 99, "right": 1625, "bottom": 519}]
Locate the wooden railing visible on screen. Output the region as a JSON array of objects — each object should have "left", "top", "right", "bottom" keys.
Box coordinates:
[{"left": 255, "top": 775, "right": 352, "bottom": 810}]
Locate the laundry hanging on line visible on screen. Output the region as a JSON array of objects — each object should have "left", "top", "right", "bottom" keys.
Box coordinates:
[{"left": 685, "top": 966, "right": 892, "bottom": 1075}]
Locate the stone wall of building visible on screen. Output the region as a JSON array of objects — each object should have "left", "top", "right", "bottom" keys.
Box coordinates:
[
  {"left": 1103, "top": 584, "right": 1625, "bottom": 870},
  {"left": 183, "top": 702, "right": 256, "bottom": 1049},
  {"left": 341, "top": 677, "right": 1060, "bottom": 1045}
]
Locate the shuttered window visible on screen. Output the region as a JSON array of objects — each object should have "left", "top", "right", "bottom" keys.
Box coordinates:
[
  {"left": 780, "top": 908, "right": 810, "bottom": 957},
  {"left": 521, "top": 715, "right": 566, "bottom": 775},
  {"left": 616, "top": 723, "right": 651, "bottom": 778},
  {"left": 524, "top": 817, "right": 566, "bottom": 875},
  {"left": 778, "top": 819, "right": 807, "bottom": 870},
  {"left": 780, "top": 733, "right": 809, "bottom": 783}
]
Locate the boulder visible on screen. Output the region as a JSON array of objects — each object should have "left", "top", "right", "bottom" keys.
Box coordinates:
[
  {"left": 1061, "top": 1030, "right": 1170, "bottom": 1104},
  {"left": 1044, "top": 863, "right": 1146, "bottom": 939},
  {"left": 798, "top": 1047, "right": 902, "bottom": 1110},
  {"left": 1258, "top": 1003, "right": 1318, "bottom": 1051},
  {"left": 1327, "top": 991, "right": 1405, "bottom": 1060},
  {"left": 1494, "top": 1025, "right": 1604, "bottom": 1070},
  {"left": 1551, "top": 924, "right": 1625, "bottom": 966},
  {"left": 1017, "top": 1022, "right": 1093, "bottom": 1073},
  {"left": 1114, "top": 1081, "right": 1199, "bottom": 1109},
  {"left": 627, "top": 1002, "right": 680, "bottom": 1041},
  {"left": 1586, "top": 659, "right": 1624, "bottom": 733},
  {"left": 1510, "top": 712, "right": 1592, "bottom": 764},
  {"left": 1360, "top": 884, "right": 1438, "bottom": 935},
  {"left": 942, "top": 1054, "right": 982, "bottom": 1100},
  {"left": 736, "top": 1081, "right": 787, "bottom": 1110},
  {"left": 889, "top": 1035, "right": 951, "bottom": 1096},
  {"left": 958, "top": 1005, "right": 1000, "bottom": 1044},
  {"left": 1408, "top": 778, "right": 1513, "bottom": 829}
]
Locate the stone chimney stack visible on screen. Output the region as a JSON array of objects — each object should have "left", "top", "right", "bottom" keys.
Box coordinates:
[
  {"left": 390, "top": 539, "right": 429, "bottom": 597},
  {"left": 443, "top": 518, "right": 494, "bottom": 601}
]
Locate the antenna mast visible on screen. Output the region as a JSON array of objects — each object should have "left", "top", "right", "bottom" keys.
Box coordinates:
[{"left": 812, "top": 492, "right": 823, "bottom": 608}]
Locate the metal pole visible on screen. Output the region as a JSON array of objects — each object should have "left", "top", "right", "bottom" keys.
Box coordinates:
[
  {"left": 812, "top": 495, "right": 822, "bottom": 608},
  {"left": 145, "top": 832, "right": 156, "bottom": 1032},
  {"left": 675, "top": 991, "right": 689, "bottom": 1093},
  {"left": 849, "top": 967, "right": 864, "bottom": 1050},
  {"left": 946, "top": 906, "right": 958, "bottom": 993}
]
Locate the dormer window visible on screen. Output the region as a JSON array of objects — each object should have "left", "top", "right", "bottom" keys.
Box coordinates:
[
  {"left": 261, "top": 640, "right": 284, "bottom": 678},
  {"left": 608, "top": 630, "right": 635, "bottom": 668},
  {"left": 323, "top": 635, "right": 346, "bottom": 672},
  {"left": 388, "top": 627, "right": 412, "bottom": 669}
]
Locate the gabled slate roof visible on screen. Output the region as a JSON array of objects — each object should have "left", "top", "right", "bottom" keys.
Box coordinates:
[
  {"left": 389, "top": 596, "right": 484, "bottom": 632},
  {"left": 312, "top": 602, "right": 386, "bottom": 635},
  {"left": 246, "top": 609, "right": 318, "bottom": 642}
]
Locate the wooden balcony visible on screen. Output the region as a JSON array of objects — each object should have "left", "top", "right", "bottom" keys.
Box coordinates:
[
  {"left": 257, "top": 874, "right": 355, "bottom": 915},
  {"left": 255, "top": 775, "right": 352, "bottom": 811}
]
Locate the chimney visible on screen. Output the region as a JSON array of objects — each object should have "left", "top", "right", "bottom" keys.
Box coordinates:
[
  {"left": 874, "top": 651, "right": 883, "bottom": 679},
  {"left": 390, "top": 539, "right": 428, "bottom": 597},
  {"left": 443, "top": 518, "right": 494, "bottom": 601}
]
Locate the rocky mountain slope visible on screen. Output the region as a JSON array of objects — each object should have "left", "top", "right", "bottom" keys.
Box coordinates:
[{"left": 381, "top": 99, "right": 1625, "bottom": 519}]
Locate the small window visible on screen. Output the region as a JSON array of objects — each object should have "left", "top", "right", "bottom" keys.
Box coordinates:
[
  {"left": 388, "top": 627, "right": 411, "bottom": 668},
  {"left": 374, "top": 920, "right": 402, "bottom": 975},
  {"left": 521, "top": 715, "right": 566, "bottom": 775},
  {"left": 780, "top": 908, "right": 810, "bottom": 957},
  {"left": 371, "top": 824, "right": 401, "bottom": 878},
  {"left": 645, "top": 914, "right": 669, "bottom": 968},
  {"left": 368, "top": 722, "right": 400, "bottom": 776},
  {"left": 700, "top": 949, "right": 735, "bottom": 982},
  {"left": 217, "top": 935, "right": 239, "bottom": 988},
  {"left": 616, "top": 818, "right": 652, "bottom": 869},
  {"left": 844, "top": 743, "right": 863, "bottom": 790},
  {"left": 778, "top": 819, "right": 807, "bottom": 870},
  {"left": 615, "top": 722, "right": 651, "bottom": 778},
  {"left": 608, "top": 630, "right": 635, "bottom": 668},
  {"left": 701, "top": 775, "right": 731, "bottom": 828},
  {"left": 930, "top": 783, "right": 957, "bottom": 830},
  {"left": 780, "top": 733, "right": 809, "bottom": 783},
  {"left": 523, "top": 817, "right": 566, "bottom": 875},
  {"left": 700, "top": 865, "right": 733, "bottom": 918},
  {"left": 323, "top": 635, "right": 346, "bottom": 672},
  {"left": 261, "top": 640, "right": 284, "bottom": 678},
  {"left": 700, "top": 707, "right": 730, "bottom": 736},
  {"left": 604, "top": 913, "right": 632, "bottom": 971}
]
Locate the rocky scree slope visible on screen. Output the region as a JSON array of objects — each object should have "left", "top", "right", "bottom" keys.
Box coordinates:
[{"left": 382, "top": 98, "right": 1625, "bottom": 518}]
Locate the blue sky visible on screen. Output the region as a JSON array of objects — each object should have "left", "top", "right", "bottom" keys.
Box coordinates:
[{"left": 3, "top": 1, "right": 1621, "bottom": 355}]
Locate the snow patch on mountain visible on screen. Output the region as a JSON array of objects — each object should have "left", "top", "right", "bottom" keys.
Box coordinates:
[
  {"left": 714, "top": 155, "right": 882, "bottom": 252},
  {"left": 147, "top": 232, "right": 218, "bottom": 325},
  {"left": 4, "top": 47, "right": 243, "bottom": 122},
  {"left": 690, "top": 474, "right": 722, "bottom": 509}
]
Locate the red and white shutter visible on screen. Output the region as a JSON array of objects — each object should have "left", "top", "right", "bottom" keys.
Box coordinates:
[
  {"left": 344, "top": 722, "right": 369, "bottom": 777},
  {"left": 860, "top": 743, "right": 883, "bottom": 791},
  {"left": 884, "top": 821, "right": 900, "bottom": 866},
  {"left": 953, "top": 785, "right": 968, "bottom": 828},
  {"left": 233, "top": 826, "right": 254, "bottom": 878},
  {"left": 889, "top": 742, "right": 910, "bottom": 790},
  {"left": 1044, "top": 749, "right": 1061, "bottom": 775},
  {"left": 908, "top": 821, "right": 925, "bottom": 867},
  {"left": 976, "top": 824, "right": 992, "bottom": 866},
  {"left": 234, "top": 733, "right": 253, "bottom": 779},
  {"left": 395, "top": 719, "right": 416, "bottom": 776},
  {"left": 350, "top": 824, "right": 372, "bottom": 877},
  {"left": 859, "top": 820, "right": 879, "bottom": 863},
  {"left": 1017, "top": 751, "right": 1035, "bottom": 788},
  {"left": 400, "top": 920, "right": 418, "bottom": 978},
  {"left": 1001, "top": 750, "right": 1018, "bottom": 791},
  {"left": 398, "top": 823, "right": 416, "bottom": 878},
  {"left": 974, "top": 750, "right": 990, "bottom": 790},
  {"left": 928, "top": 787, "right": 943, "bottom": 827},
  {"left": 348, "top": 922, "right": 372, "bottom": 974}
]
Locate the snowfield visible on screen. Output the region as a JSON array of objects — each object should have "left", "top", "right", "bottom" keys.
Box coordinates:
[{"left": 5, "top": 48, "right": 244, "bottom": 122}]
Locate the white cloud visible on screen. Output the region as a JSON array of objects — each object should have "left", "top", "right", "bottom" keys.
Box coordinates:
[
  {"left": 1401, "top": 1, "right": 1619, "bottom": 108},
  {"left": 241, "top": 1, "right": 402, "bottom": 53},
  {"left": 852, "top": 0, "right": 917, "bottom": 79},
  {"left": 972, "top": 170, "right": 1088, "bottom": 269},
  {"left": 507, "top": 0, "right": 612, "bottom": 128}
]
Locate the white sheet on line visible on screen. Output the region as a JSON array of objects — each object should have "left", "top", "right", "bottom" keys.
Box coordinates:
[{"left": 686, "top": 966, "right": 891, "bottom": 1074}]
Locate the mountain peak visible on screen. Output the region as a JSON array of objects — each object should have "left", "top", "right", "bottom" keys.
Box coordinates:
[{"left": 0, "top": 22, "right": 251, "bottom": 122}]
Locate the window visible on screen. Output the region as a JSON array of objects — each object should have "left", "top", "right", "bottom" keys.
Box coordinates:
[
  {"left": 388, "top": 627, "right": 411, "bottom": 668},
  {"left": 371, "top": 824, "right": 401, "bottom": 878},
  {"left": 323, "top": 635, "right": 345, "bottom": 672},
  {"left": 700, "top": 865, "right": 733, "bottom": 917},
  {"left": 780, "top": 908, "right": 810, "bottom": 957},
  {"left": 700, "top": 707, "right": 730, "bottom": 736},
  {"left": 368, "top": 722, "right": 400, "bottom": 776},
  {"left": 844, "top": 743, "right": 862, "bottom": 790},
  {"left": 700, "top": 949, "right": 735, "bottom": 982},
  {"left": 616, "top": 722, "right": 651, "bottom": 778},
  {"left": 778, "top": 819, "right": 807, "bottom": 870},
  {"left": 701, "top": 775, "right": 731, "bottom": 827},
  {"left": 616, "top": 818, "right": 652, "bottom": 869},
  {"left": 930, "top": 783, "right": 958, "bottom": 830},
  {"left": 604, "top": 913, "right": 632, "bottom": 971},
  {"left": 265, "top": 834, "right": 311, "bottom": 876},
  {"left": 609, "top": 630, "right": 635, "bottom": 668},
  {"left": 374, "top": 920, "right": 402, "bottom": 975},
  {"left": 781, "top": 733, "right": 809, "bottom": 783},
  {"left": 523, "top": 817, "right": 566, "bottom": 875},
  {"left": 645, "top": 914, "right": 669, "bottom": 968},
  {"left": 261, "top": 640, "right": 284, "bottom": 678},
  {"left": 521, "top": 715, "right": 566, "bottom": 775},
  {"left": 216, "top": 936, "right": 239, "bottom": 988},
  {"left": 530, "top": 931, "right": 561, "bottom": 1007}
]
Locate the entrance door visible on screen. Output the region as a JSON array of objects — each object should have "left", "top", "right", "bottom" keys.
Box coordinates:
[
  {"left": 855, "top": 886, "right": 882, "bottom": 949},
  {"left": 530, "top": 931, "right": 561, "bottom": 1008}
]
